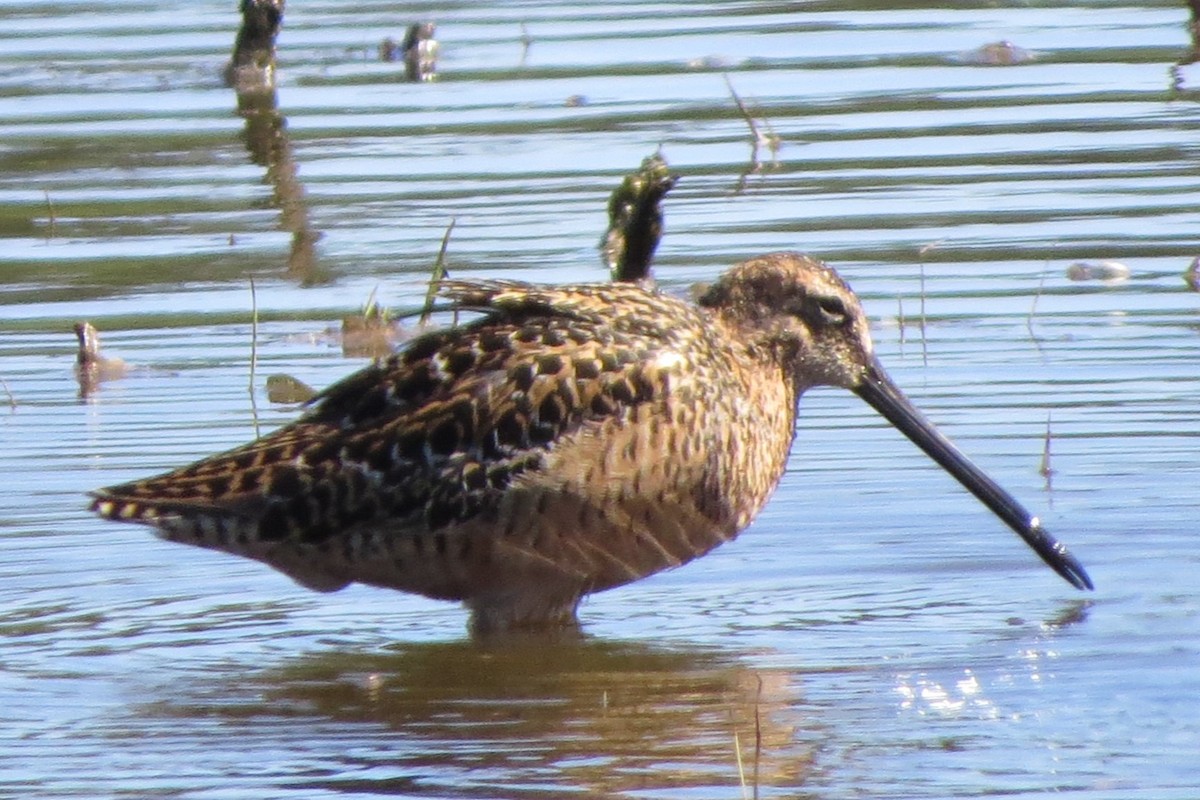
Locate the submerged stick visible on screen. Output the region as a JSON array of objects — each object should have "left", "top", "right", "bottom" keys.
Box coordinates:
[
  {"left": 519, "top": 23, "right": 533, "bottom": 67},
  {"left": 44, "top": 190, "right": 56, "bottom": 239},
  {"left": 1040, "top": 411, "right": 1055, "bottom": 494},
  {"left": 726, "top": 76, "right": 761, "bottom": 137},
  {"left": 1026, "top": 268, "right": 1049, "bottom": 359}
]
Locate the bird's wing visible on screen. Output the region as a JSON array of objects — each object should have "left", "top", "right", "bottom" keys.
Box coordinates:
[{"left": 91, "top": 280, "right": 694, "bottom": 545}]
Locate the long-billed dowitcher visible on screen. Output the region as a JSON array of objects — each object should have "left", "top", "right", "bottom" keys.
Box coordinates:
[{"left": 90, "top": 252, "right": 1092, "bottom": 633}]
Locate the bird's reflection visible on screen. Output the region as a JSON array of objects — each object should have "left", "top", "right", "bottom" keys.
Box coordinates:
[
  {"left": 1040, "top": 598, "right": 1093, "bottom": 631},
  {"left": 226, "top": 0, "right": 325, "bottom": 284},
  {"left": 154, "top": 638, "right": 818, "bottom": 796}
]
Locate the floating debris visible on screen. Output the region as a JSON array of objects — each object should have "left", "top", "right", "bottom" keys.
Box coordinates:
[
  {"left": 1185, "top": 256, "right": 1200, "bottom": 291},
  {"left": 341, "top": 288, "right": 403, "bottom": 359},
  {"left": 379, "top": 36, "right": 398, "bottom": 62},
  {"left": 74, "top": 322, "right": 128, "bottom": 397},
  {"left": 600, "top": 152, "right": 678, "bottom": 284},
  {"left": 403, "top": 22, "right": 439, "bottom": 82},
  {"left": 382, "top": 23, "right": 438, "bottom": 81},
  {"left": 519, "top": 23, "right": 533, "bottom": 67},
  {"left": 265, "top": 374, "right": 317, "bottom": 404},
  {"left": 686, "top": 55, "right": 733, "bottom": 70},
  {"left": 1065, "top": 260, "right": 1130, "bottom": 283},
  {"left": 958, "top": 40, "right": 1035, "bottom": 66},
  {"left": 223, "top": 0, "right": 286, "bottom": 92}
]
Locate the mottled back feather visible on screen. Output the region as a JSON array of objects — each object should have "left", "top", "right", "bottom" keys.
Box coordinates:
[{"left": 94, "top": 279, "right": 698, "bottom": 535}]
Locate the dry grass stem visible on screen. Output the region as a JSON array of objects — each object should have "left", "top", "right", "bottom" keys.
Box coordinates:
[
  {"left": 44, "top": 190, "right": 57, "bottom": 239},
  {"left": 249, "top": 278, "right": 261, "bottom": 439},
  {"left": 724, "top": 75, "right": 780, "bottom": 185},
  {"left": 733, "top": 727, "right": 749, "bottom": 800},
  {"left": 1040, "top": 411, "right": 1055, "bottom": 494},
  {"left": 752, "top": 674, "right": 763, "bottom": 800},
  {"left": 918, "top": 260, "right": 928, "bottom": 367}
]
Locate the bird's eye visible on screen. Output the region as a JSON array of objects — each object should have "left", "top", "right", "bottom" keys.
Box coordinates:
[{"left": 792, "top": 294, "right": 849, "bottom": 328}]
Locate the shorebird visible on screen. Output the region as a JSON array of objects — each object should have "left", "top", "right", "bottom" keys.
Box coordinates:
[{"left": 90, "top": 252, "right": 1092, "bottom": 633}]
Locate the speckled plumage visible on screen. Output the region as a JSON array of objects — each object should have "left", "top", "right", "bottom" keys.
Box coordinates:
[{"left": 91, "top": 252, "right": 1091, "bottom": 633}]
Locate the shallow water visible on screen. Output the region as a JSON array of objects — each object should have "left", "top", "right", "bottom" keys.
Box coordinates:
[{"left": 1, "top": 1, "right": 1198, "bottom": 798}]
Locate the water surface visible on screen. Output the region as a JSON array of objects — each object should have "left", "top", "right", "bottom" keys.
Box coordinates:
[{"left": 1, "top": 1, "right": 1198, "bottom": 798}]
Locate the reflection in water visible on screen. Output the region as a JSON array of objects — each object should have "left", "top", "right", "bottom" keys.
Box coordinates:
[
  {"left": 1040, "top": 599, "right": 1093, "bottom": 631},
  {"left": 148, "top": 639, "right": 816, "bottom": 797},
  {"left": 225, "top": 0, "right": 324, "bottom": 284},
  {"left": 957, "top": 40, "right": 1036, "bottom": 67},
  {"left": 894, "top": 668, "right": 998, "bottom": 719},
  {"left": 235, "top": 88, "right": 324, "bottom": 285},
  {"left": 1171, "top": 0, "right": 1200, "bottom": 91}
]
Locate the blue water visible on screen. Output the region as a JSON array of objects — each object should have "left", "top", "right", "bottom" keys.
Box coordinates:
[{"left": 1, "top": 1, "right": 1197, "bottom": 797}]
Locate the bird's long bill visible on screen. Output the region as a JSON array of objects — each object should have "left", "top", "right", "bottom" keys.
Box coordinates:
[{"left": 854, "top": 360, "right": 1093, "bottom": 590}]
